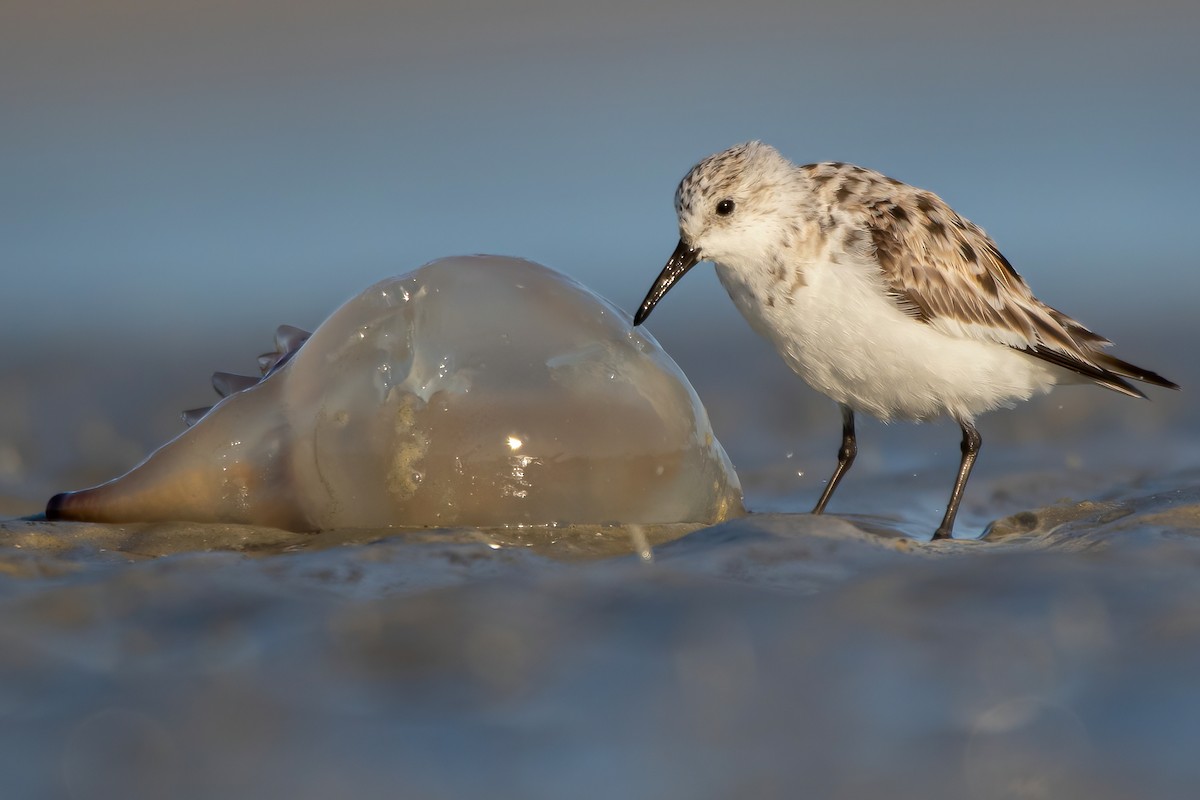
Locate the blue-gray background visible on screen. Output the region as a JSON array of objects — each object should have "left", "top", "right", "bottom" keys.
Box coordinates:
[{"left": 3, "top": 0, "right": 1197, "bottom": 515}]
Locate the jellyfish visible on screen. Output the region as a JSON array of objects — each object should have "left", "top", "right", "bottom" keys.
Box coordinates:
[{"left": 47, "top": 256, "right": 743, "bottom": 530}]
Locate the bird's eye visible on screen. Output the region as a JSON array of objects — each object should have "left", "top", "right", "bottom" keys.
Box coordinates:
[{"left": 715, "top": 199, "right": 736, "bottom": 217}]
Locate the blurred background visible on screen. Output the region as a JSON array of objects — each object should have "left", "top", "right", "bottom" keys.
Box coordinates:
[
  {"left": 4, "top": 6, "right": 1200, "bottom": 797},
  {"left": 3, "top": 0, "right": 1198, "bottom": 518}
]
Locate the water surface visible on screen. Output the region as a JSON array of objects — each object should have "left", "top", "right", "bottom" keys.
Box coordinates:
[{"left": 2, "top": 469, "right": 1200, "bottom": 798}]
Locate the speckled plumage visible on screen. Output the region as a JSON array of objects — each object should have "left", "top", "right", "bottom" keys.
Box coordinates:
[{"left": 635, "top": 141, "right": 1176, "bottom": 538}]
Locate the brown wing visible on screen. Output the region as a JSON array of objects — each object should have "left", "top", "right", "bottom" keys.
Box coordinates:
[
  {"left": 863, "top": 192, "right": 1095, "bottom": 349},
  {"left": 799, "top": 162, "right": 1177, "bottom": 395},
  {"left": 856, "top": 188, "right": 1166, "bottom": 397}
]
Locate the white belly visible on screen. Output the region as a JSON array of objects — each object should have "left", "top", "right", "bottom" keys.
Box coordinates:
[{"left": 714, "top": 259, "right": 1061, "bottom": 423}]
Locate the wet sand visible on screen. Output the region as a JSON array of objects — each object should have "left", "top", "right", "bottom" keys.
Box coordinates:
[
  {"left": 1, "top": 313, "right": 1195, "bottom": 799},
  {"left": 2, "top": 468, "right": 1199, "bottom": 798}
]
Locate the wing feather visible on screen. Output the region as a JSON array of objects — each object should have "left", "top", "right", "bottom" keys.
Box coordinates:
[
  {"left": 856, "top": 183, "right": 1124, "bottom": 378},
  {"left": 802, "top": 161, "right": 1177, "bottom": 395}
]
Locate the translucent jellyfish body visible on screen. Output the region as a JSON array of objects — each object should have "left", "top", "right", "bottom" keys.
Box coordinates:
[{"left": 47, "top": 256, "right": 744, "bottom": 530}]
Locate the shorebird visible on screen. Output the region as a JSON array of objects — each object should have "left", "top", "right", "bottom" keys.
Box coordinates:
[{"left": 633, "top": 141, "right": 1177, "bottom": 539}]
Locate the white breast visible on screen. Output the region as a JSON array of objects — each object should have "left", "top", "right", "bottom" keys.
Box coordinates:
[{"left": 714, "top": 254, "right": 1062, "bottom": 423}]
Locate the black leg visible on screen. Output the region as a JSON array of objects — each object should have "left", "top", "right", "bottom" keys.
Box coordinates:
[
  {"left": 932, "top": 421, "right": 982, "bottom": 540},
  {"left": 812, "top": 405, "right": 856, "bottom": 515}
]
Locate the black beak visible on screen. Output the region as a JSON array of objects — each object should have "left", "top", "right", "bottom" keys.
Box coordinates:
[{"left": 633, "top": 239, "right": 702, "bottom": 326}]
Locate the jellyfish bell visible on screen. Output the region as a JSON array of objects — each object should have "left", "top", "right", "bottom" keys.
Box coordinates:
[{"left": 47, "top": 256, "right": 744, "bottom": 531}]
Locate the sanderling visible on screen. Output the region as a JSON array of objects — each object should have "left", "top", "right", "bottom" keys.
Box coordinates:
[{"left": 633, "top": 141, "right": 1178, "bottom": 540}]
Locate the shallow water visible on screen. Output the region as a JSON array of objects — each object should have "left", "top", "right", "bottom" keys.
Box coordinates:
[
  {"left": 1, "top": 462, "right": 1199, "bottom": 798},
  {"left": 2, "top": 293, "right": 1197, "bottom": 799},
  {"left": 1, "top": 306, "right": 1198, "bottom": 798}
]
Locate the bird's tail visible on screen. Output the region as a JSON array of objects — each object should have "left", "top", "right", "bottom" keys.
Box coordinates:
[{"left": 1092, "top": 353, "right": 1179, "bottom": 393}]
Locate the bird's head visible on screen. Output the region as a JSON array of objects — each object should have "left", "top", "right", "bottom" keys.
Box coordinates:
[{"left": 635, "top": 141, "right": 796, "bottom": 325}]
